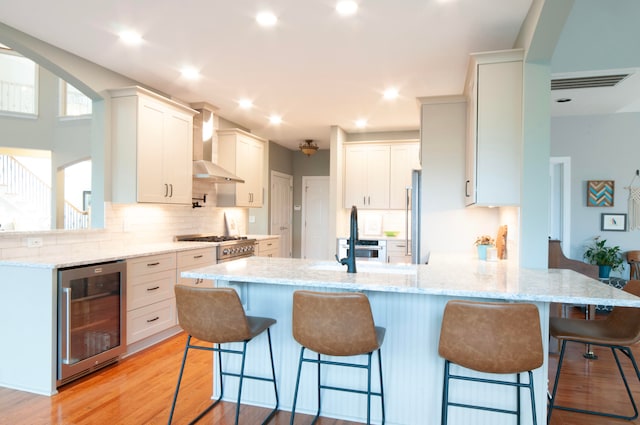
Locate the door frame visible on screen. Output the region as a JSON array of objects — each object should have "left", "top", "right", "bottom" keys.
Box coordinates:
[{"left": 549, "top": 156, "right": 571, "bottom": 257}]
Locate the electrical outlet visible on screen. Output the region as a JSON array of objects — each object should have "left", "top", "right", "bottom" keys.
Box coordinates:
[
  {"left": 27, "top": 237, "right": 43, "bottom": 248},
  {"left": 249, "top": 215, "right": 256, "bottom": 223}
]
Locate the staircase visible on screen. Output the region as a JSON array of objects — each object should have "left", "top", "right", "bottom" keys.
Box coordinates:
[{"left": 0, "top": 155, "right": 88, "bottom": 230}]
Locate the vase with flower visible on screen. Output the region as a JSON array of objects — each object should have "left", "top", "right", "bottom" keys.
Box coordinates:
[{"left": 475, "top": 235, "right": 495, "bottom": 261}]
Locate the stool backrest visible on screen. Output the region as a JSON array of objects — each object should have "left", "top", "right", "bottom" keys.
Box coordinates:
[
  {"left": 628, "top": 251, "right": 640, "bottom": 280},
  {"left": 606, "top": 280, "right": 640, "bottom": 345},
  {"left": 175, "top": 285, "right": 251, "bottom": 343},
  {"left": 438, "top": 300, "right": 543, "bottom": 374},
  {"left": 292, "top": 290, "right": 378, "bottom": 356}
]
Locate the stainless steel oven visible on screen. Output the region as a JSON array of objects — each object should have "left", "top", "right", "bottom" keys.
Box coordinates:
[
  {"left": 57, "top": 261, "right": 126, "bottom": 386},
  {"left": 337, "top": 238, "right": 387, "bottom": 263}
]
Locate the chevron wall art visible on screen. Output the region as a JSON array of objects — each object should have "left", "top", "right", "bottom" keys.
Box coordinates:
[{"left": 587, "top": 180, "right": 614, "bottom": 207}]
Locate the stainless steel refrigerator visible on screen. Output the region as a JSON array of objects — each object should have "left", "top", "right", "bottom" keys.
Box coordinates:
[{"left": 409, "top": 168, "right": 427, "bottom": 264}]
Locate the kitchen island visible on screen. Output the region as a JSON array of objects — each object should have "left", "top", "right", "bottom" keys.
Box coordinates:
[{"left": 182, "top": 255, "right": 640, "bottom": 425}]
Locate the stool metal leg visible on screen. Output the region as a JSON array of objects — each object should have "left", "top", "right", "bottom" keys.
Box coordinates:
[
  {"left": 290, "top": 347, "right": 305, "bottom": 425},
  {"left": 441, "top": 360, "right": 450, "bottom": 425},
  {"left": 314, "top": 352, "right": 321, "bottom": 425},
  {"left": 377, "top": 348, "right": 385, "bottom": 425},
  {"left": 234, "top": 341, "right": 248, "bottom": 425}
]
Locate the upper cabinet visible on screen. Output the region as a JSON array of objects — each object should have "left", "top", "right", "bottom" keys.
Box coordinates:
[
  {"left": 344, "top": 142, "right": 419, "bottom": 210},
  {"left": 217, "top": 129, "right": 266, "bottom": 207},
  {"left": 464, "top": 49, "right": 523, "bottom": 207},
  {"left": 111, "top": 86, "right": 196, "bottom": 205}
]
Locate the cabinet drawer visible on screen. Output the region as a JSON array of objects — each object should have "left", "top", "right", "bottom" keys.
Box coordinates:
[
  {"left": 177, "top": 248, "right": 215, "bottom": 269},
  {"left": 128, "top": 253, "right": 176, "bottom": 276},
  {"left": 127, "top": 298, "right": 176, "bottom": 344},
  {"left": 127, "top": 269, "right": 175, "bottom": 311}
]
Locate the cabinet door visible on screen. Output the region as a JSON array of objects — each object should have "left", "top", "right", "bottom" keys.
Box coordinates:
[
  {"left": 344, "top": 145, "right": 368, "bottom": 208},
  {"left": 465, "top": 75, "right": 478, "bottom": 206},
  {"left": 137, "top": 98, "right": 167, "bottom": 203},
  {"left": 389, "top": 143, "right": 419, "bottom": 209},
  {"left": 366, "top": 145, "right": 390, "bottom": 209},
  {"left": 163, "top": 110, "right": 193, "bottom": 204},
  {"left": 217, "top": 130, "right": 265, "bottom": 207}
]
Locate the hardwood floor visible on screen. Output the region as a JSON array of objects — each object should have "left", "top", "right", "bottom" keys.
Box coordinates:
[{"left": 2, "top": 311, "right": 640, "bottom": 424}]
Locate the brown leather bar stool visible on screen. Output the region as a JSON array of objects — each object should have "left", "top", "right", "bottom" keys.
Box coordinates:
[
  {"left": 628, "top": 251, "right": 640, "bottom": 280},
  {"left": 438, "top": 300, "right": 543, "bottom": 425},
  {"left": 168, "top": 285, "right": 278, "bottom": 425},
  {"left": 290, "top": 290, "right": 385, "bottom": 425},
  {"left": 547, "top": 280, "right": 640, "bottom": 423}
]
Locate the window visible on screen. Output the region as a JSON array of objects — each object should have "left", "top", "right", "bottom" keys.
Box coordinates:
[
  {"left": 0, "top": 45, "right": 37, "bottom": 115},
  {"left": 60, "top": 81, "right": 92, "bottom": 116}
]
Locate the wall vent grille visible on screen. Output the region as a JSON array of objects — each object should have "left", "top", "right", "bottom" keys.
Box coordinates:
[{"left": 551, "top": 74, "right": 629, "bottom": 90}]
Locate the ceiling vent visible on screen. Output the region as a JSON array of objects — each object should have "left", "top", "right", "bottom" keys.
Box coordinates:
[{"left": 551, "top": 74, "right": 630, "bottom": 90}]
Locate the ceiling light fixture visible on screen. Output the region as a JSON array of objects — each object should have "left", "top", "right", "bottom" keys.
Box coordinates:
[
  {"left": 355, "top": 118, "right": 367, "bottom": 128},
  {"left": 119, "top": 30, "right": 143, "bottom": 45},
  {"left": 299, "top": 139, "right": 319, "bottom": 156},
  {"left": 239, "top": 99, "right": 253, "bottom": 109},
  {"left": 256, "top": 11, "right": 278, "bottom": 27},
  {"left": 181, "top": 67, "right": 200, "bottom": 80},
  {"left": 336, "top": 1, "right": 358, "bottom": 16},
  {"left": 269, "top": 115, "right": 282, "bottom": 125},
  {"left": 383, "top": 88, "right": 399, "bottom": 100}
]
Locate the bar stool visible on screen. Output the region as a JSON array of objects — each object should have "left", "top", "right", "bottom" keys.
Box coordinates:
[
  {"left": 547, "top": 280, "right": 640, "bottom": 422},
  {"left": 290, "top": 290, "right": 385, "bottom": 425},
  {"left": 438, "top": 300, "right": 543, "bottom": 425},
  {"left": 168, "top": 285, "right": 279, "bottom": 425}
]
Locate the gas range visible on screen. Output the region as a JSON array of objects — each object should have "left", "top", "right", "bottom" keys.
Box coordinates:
[{"left": 175, "top": 234, "right": 256, "bottom": 263}]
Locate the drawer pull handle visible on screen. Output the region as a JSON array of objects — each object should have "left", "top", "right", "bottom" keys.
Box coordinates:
[
  {"left": 147, "top": 262, "right": 160, "bottom": 267},
  {"left": 147, "top": 316, "right": 160, "bottom": 323},
  {"left": 147, "top": 286, "right": 160, "bottom": 291},
  {"left": 194, "top": 255, "right": 203, "bottom": 259}
]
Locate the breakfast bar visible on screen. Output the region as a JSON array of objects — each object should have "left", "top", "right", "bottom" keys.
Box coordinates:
[{"left": 182, "top": 255, "right": 640, "bottom": 425}]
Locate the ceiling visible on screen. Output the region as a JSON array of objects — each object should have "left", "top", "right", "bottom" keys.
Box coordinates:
[{"left": 0, "top": 0, "right": 533, "bottom": 150}]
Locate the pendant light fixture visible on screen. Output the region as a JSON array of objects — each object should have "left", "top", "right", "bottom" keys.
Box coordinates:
[{"left": 299, "top": 139, "right": 319, "bottom": 156}]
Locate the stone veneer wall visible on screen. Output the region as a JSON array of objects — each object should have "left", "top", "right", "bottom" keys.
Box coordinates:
[{"left": 0, "top": 201, "right": 248, "bottom": 260}]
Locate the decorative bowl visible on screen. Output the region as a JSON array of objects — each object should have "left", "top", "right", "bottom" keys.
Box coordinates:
[{"left": 383, "top": 230, "right": 399, "bottom": 237}]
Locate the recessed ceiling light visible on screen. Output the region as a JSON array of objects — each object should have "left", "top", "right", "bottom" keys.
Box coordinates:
[
  {"left": 239, "top": 99, "right": 253, "bottom": 109},
  {"left": 180, "top": 67, "right": 200, "bottom": 80},
  {"left": 269, "top": 115, "right": 282, "bottom": 125},
  {"left": 355, "top": 118, "right": 367, "bottom": 128},
  {"left": 256, "top": 11, "right": 278, "bottom": 27},
  {"left": 119, "top": 30, "right": 143, "bottom": 45},
  {"left": 336, "top": 1, "right": 358, "bottom": 16},
  {"left": 383, "top": 88, "right": 399, "bottom": 100}
]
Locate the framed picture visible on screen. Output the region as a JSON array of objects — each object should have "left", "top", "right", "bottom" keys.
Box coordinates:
[
  {"left": 587, "top": 180, "right": 614, "bottom": 207},
  {"left": 83, "top": 191, "right": 91, "bottom": 211},
  {"left": 601, "top": 213, "right": 626, "bottom": 231}
]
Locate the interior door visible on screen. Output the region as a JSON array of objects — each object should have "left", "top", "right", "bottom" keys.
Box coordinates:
[
  {"left": 302, "top": 176, "right": 330, "bottom": 260},
  {"left": 270, "top": 171, "right": 292, "bottom": 257}
]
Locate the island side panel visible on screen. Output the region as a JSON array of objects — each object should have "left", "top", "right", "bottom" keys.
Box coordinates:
[
  {"left": 213, "top": 279, "right": 549, "bottom": 425},
  {"left": 0, "top": 265, "right": 57, "bottom": 395}
]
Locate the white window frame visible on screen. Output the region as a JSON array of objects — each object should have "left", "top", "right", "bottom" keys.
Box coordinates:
[
  {"left": 59, "top": 80, "right": 92, "bottom": 118},
  {"left": 0, "top": 45, "right": 38, "bottom": 118}
]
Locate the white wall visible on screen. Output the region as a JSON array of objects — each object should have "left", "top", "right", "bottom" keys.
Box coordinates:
[{"left": 551, "top": 112, "right": 640, "bottom": 278}]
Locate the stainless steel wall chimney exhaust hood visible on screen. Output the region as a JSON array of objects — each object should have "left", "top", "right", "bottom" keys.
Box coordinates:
[{"left": 191, "top": 102, "right": 244, "bottom": 183}]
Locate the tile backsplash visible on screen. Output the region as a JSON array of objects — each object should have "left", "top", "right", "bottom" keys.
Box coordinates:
[{"left": 0, "top": 202, "right": 247, "bottom": 260}]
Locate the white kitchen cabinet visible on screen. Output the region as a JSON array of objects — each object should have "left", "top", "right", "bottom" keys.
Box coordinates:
[
  {"left": 217, "top": 128, "right": 266, "bottom": 207},
  {"left": 256, "top": 237, "right": 279, "bottom": 258},
  {"left": 389, "top": 143, "right": 420, "bottom": 209},
  {"left": 387, "top": 239, "right": 412, "bottom": 264},
  {"left": 344, "top": 144, "right": 390, "bottom": 209},
  {"left": 126, "top": 252, "right": 177, "bottom": 345},
  {"left": 464, "top": 49, "right": 523, "bottom": 206},
  {"left": 177, "top": 247, "right": 216, "bottom": 286},
  {"left": 110, "top": 86, "right": 196, "bottom": 205}
]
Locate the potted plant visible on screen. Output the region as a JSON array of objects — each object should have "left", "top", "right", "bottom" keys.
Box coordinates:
[
  {"left": 583, "top": 237, "right": 623, "bottom": 279},
  {"left": 474, "top": 235, "right": 495, "bottom": 261}
]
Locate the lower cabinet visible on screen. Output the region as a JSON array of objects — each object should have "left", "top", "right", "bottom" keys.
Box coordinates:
[
  {"left": 387, "top": 240, "right": 412, "bottom": 264},
  {"left": 177, "top": 247, "right": 216, "bottom": 286},
  {"left": 126, "top": 252, "right": 177, "bottom": 345},
  {"left": 256, "top": 238, "right": 279, "bottom": 257}
]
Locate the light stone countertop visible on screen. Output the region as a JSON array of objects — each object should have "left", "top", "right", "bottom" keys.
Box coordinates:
[
  {"left": 0, "top": 241, "right": 215, "bottom": 269},
  {"left": 182, "top": 255, "right": 640, "bottom": 307}
]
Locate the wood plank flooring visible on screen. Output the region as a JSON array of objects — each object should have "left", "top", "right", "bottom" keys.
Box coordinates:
[{"left": 2, "top": 307, "right": 640, "bottom": 424}]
